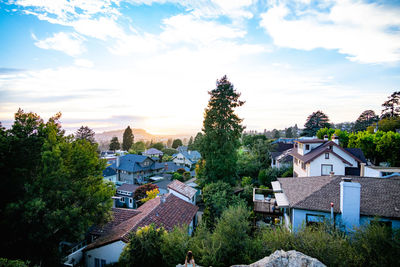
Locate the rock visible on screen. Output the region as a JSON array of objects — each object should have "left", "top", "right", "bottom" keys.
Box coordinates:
[{"left": 232, "top": 250, "right": 326, "bottom": 267}]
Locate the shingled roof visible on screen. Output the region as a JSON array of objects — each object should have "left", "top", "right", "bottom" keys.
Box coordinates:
[
  {"left": 278, "top": 176, "right": 400, "bottom": 219},
  {"left": 84, "top": 194, "right": 198, "bottom": 251},
  {"left": 168, "top": 180, "right": 197, "bottom": 199}
]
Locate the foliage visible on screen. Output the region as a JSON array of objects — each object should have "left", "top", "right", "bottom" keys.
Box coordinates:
[
  {"left": 122, "top": 126, "right": 134, "bottom": 151},
  {"left": 119, "top": 224, "right": 167, "bottom": 267},
  {"left": 195, "top": 160, "right": 206, "bottom": 184},
  {"left": 75, "top": 125, "right": 96, "bottom": 144},
  {"left": 109, "top": 136, "right": 120, "bottom": 151},
  {"left": 241, "top": 133, "right": 267, "bottom": 148},
  {"left": 258, "top": 166, "right": 292, "bottom": 187},
  {"left": 129, "top": 141, "right": 146, "bottom": 154},
  {"left": 177, "top": 168, "right": 186, "bottom": 174},
  {"left": 381, "top": 91, "right": 400, "bottom": 118},
  {"left": 281, "top": 167, "right": 293, "bottom": 177},
  {"left": 316, "top": 128, "right": 350, "bottom": 147},
  {"left": 237, "top": 149, "right": 262, "bottom": 179},
  {"left": 161, "top": 154, "right": 173, "bottom": 162},
  {"left": 302, "top": 110, "right": 331, "bottom": 137},
  {"left": 151, "top": 142, "right": 164, "bottom": 151},
  {"left": 133, "top": 183, "right": 159, "bottom": 203},
  {"left": 172, "top": 172, "right": 184, "bottom": 182},
  {"left": 190, "top": 132, "right": 203, "bottom": 151},
  {"left": 161, "top": 226, "right": 191, "bottom": 267},
  {"left": 183, "top": 171, "right": 191, "bottom": 181},
  {"left": 140, "top": 188, "right": 160, "bottom": 203},
  {"left": 162, "top": 147, "right": 177, "bottom": 156},
  {"left": 241, "top": 176, "right": 253, "bottom": 187},
  {"left": 378, "top": 117, "right": 400, "bottom": 132},
  {"left": 172, "top": 139, "right": 183, "bottom": 149},
  {"left": 354, "top": 110, "right": 379, "bottom": 132},
  {"left": 187, "top": 136, "right": 193, "bottom": 149},
  {"left": 285, "top": 127, "right": 293, "bottom": 138},
  {"left": 258, "top": 169, "right": 267, "bottom": 185},
  {"left": 272, "top": 129, "right": 280, "bottom": 139},
  {"left": 200, "top": 76, "right": 244, "bottom": 185},
  {"left": 0, "top": 109, "right": 114, "bottom": 265},
  {"left": 0, "top": 258, "right": 31, "bottom": 267}
]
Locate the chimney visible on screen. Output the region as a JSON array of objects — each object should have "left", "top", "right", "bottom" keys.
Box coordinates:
[
  {"left": 324, "top": 135, "right": 328, "bottom": 141},
  {"left": 340, "top": 177, "right": 360, "bottom": 229},
  {"left": 331, "top": 134, "right": 339, "bottom": 145},
  {"left": 360, "top": 163, "right": 366, "bottom": 177},
  {"left": 160, "top": 195, "right": 166, "bottom": 204},
  {"left": 329, "top": 171, "right": 335, "bottom": 177},
  {"left": 164, "top": 163, "right": 168, "bottom": 171},
  {"left": 116, "top": 156, "right": 120, "bottom": 168}
]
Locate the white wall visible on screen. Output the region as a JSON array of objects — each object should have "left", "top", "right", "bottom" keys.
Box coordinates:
[
  {"left": 293, "top": 159, "right": 307, "bottom": 177},
  {"left": 85, "top": 241, "right": 126, "bottom": 267},
  {"left": 309, "top": 153, "right": 346, "bottom": 176},
  {"left": 173, "top": 153, "right": 193, "bottom": 167},
  {"left": 364, "top": 167, "right": 381, "bottom": 177},
  {"left": 168, "top": 189, "right": 195, "bottom": 204}
]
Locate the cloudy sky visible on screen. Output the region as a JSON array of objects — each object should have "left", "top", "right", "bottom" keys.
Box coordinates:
[{"left": 1, "top": 0, "right": 400, "bottom": 135}]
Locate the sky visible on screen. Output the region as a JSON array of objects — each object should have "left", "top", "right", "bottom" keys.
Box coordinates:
[{"left": 1, "top": 0, "right": 400, "bottom": 135}]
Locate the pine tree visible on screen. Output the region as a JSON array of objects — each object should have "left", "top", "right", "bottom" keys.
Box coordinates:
[
  {"left": 354, "top": 110, "right": 379, "bottom": 132},
  {"left": 75, "top": 126, "right": 96, "bottom": 144},
  {"left": 200, "top": 76, "right": 244, "bottom": 185},
  {"left": 381, "top": 91, "right": 400, "bottom": 118},
  {"left": 302, "top": 111, "right": 331, "bottom": 137},
  {"left": 122, "top": 126, "right": 134, "bottom": 151},
  {"left": 188, "top": 136, "right": 193, "bottom": 149},
  {"left": 109, "top": 136, "right": 120, "bottom": 151}
]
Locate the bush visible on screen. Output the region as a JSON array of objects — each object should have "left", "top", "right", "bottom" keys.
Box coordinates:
[
  {"left": 183, "top": 171, "right": 191, "bottom": 181},
  {"left": 161, "top": 226, "right": 191, "bottom": 267},
  {"left": 241, "top": 176, "right": 252, "bottom": 187},
  {"left": 133, "top": 183, "right": 159, "bottom": 203},
  {"left": 172, "top": 172, "right": 183, "bottom": 182},
  {"left": 177, "top": 168, "right": 186, "bottom": 174},
  {"left": 0, "top": 259, "right": 30, "bottom": 267}
]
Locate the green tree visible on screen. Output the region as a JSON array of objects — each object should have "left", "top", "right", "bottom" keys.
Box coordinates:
[
  {"left": 172, "top": 139, "right": 183, "bottom": 149},
  {"left": 161, "top": 226, "right": 191, "bottom": 267},
  {"left": 302, "top": 111, "right": 331, "bottom": 137},
  {"left": 381, "top": 91, "right": 400, "bottom": 118},
  {"left": 285, "top": 127, "right": 293, "bottom": 138},
  {"left": 378, "top": 117, "right": 400, "bottom": 132},
  {"left": 272, "top": 129, "right": 280, "bottom": 139},
  {"left": 122, "top": 126, "right": 134, "bottom": 151},
  {"left": 0, "top": 109, "right": 114, "bottom": 265},
  {"left": 191, "top": 132, "right": 203, "bottom": 151},
  {"left": 354, "top": 110, "right": 379, "bottom": 132},
  {"left": 187, "top": 136, "right": 193, "bottom": 149},
  {"left": 150, "top": 142, "right": 164, "bottom": 151},
  {"left": 109, "top": 136, "right": 120, "bottom": 151},
  {"left": 133, "top": 183, "right": 159, "bottom": 204},
  {"left": 200, "top": 76, "right": 244, "bottom": 185},
  {"left": 129, "top": 141, "right": 146, "bottom": 154},
  {"left": 162, "top": 148, "right": 177, "bottom": 156},
  {"left": 119, "top": 224, "right": 166, "bottom": 267},
  {"left": 316, "top": 128, "right": 350, "bottom": 147},
  {"left": 75, "top": 125, "right": 96, "bottom": 144}
]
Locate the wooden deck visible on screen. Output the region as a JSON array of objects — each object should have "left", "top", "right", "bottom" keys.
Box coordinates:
[{"left": 253, "top": 188, "right": 283, "bottom": 216}]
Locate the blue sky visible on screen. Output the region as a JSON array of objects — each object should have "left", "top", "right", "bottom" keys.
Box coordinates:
[{"left": 1, "top": 0, "right": 400, "bottom": 135}]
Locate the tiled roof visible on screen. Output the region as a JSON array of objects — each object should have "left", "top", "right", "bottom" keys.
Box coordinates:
[
  {"left": 84, "top": 194, "right": 198, "bottom": 251},
  {"left": 117, "top": 183, "right": 139, "bottom": 193},
  {"left": 90, "top": 208, "right": 140, "bottom": 237},
  {"left": 155, "top": 161, "right": 189, "bottom": 172},
  {"left": 109, "top": 154, "right": 163, "bottom": 173},
  {"left": 345, "top": 148, "right": 367, "bottom": 163},
  {"left": 168, "top": 180, "right": 197, "bottom": 199},
  {"left": 144, "top": 148, "right": 164, "bottom": 155},
  {"left": 271, "top": 142, "right": 294, "bottom": 153},
  {"left": 278, "top": 176, "right": 400, "bottom": 219}
]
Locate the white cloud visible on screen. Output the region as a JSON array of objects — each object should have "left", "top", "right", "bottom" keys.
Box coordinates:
[
  {"left": 260, "top": 0, "right": 400, "bottom": 63},
  {"left": 33, "top": 32, "right": 86, "bottom": 56},
  {"left": 74, "top": 59, "right": 94, "bottom": 68}
]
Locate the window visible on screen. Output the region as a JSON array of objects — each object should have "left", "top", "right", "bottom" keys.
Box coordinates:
[
  {"left": 321, "top": 164, "right": 333, "bottom": 175},
  {"left": 121, "top": 197, "right": 125, "bottom": 202},
  {"left": 329, "top": 145, "right": 333, "bottom": 150},
  {"left": 306, "top": 144, "right": 310, "bottom": 150},
  {"left": 129, "top": 198, "right": 132, "bottom": 204},
  {"left": 306, "top": 214, "right": 325, "bottom": 227},
  {"left": 301, "top": 162, "right": 306, "bottom": 170},
  {"left": 325, "top": 153, "right": 329, "bottom": 159}
]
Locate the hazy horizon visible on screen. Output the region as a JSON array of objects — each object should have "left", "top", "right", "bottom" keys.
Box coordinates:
[{"left": 1, "top": 0, "right": 399, "bottom": 135}]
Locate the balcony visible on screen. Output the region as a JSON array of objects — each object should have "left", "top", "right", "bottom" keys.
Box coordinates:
[{"left": 253, "top": 188, "right": 282, "bottom": 216}]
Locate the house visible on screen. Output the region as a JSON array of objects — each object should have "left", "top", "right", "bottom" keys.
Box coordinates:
[
  {"left": 143, "top": 148, "right": 164, "bottom": 158},
  {"left": 83, "top": 194, "right": 198, "bottom": 267},
  {"left": 102, "top": 166, "right": 117, "bottom": 183},
  {"left": 291, "top": 135, "right": 367, "bottom": 177},
  {"left": 157, "top": 161, "right": 190, "bottom": 173},
  {"left": 110, "top": 154, "right": 164, "bottom": 184},
  {"left": 272, "top": 175, "right": 400, "bottom": 231},
  {"left": 168, "top": 180, "right": 197, "bottom": 204},
  {"left": 172, "top": 150, "right": 201, "bottom": 168},
  {"left": 113, "top": 184, "right": 138, "bottom": 209},
  {"left": 271, "top": 148, "right": 293, "bottom": 169}
]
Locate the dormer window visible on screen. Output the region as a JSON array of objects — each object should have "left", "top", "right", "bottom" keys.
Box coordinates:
[
  {"left": 305, "top": 144, "right": 310, "bottom": 150},
  {"left": 329, "top": 145, "right": 333, "bottom": 150},
  {"left": 325, "top": 153, "right": 329, "bottom": 159}
]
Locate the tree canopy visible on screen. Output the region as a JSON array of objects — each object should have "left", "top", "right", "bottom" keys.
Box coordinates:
[
  {"left": 109, "top": 136, "right": 120, "bottom": 151},
  {"left": 354, "top": 110, "right": 379, "bottom": 132},
  {"left": 122, "top": 126, "right": 134, "bottom": 151},
  {"left": 200, "top": 75, "right": 244, "bottom": 185},
  {"left": 381, "top": 91, "right": 400, "bottom": 118},
  {"left": 75, "top": 125, "right": 96, "bottom": 144},
  {"left": 0, "top": 109, "right": 114, "bottom": 265},
  {"left": 150, "top": 142, "right": 164, "bottom": 151},
  {"left": 302, "top": 110, "right": 331, "bottom": 137},
  {"left": 172, "top": 139, "right": 183, "bottom": 149}
]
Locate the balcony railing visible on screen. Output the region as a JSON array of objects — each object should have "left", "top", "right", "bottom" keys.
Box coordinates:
[{"left": 253, "top": 188, "right": 282, "bottom": 215}]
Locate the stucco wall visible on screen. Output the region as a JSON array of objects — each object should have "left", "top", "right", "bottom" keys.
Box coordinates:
[
  {"left": 85, "top": 241, "right": 126, "bottom": 267},
  {"left": 291, "top": 208, "right": 331, "bottom": 231},
  {"left": 309, "top": 153, "right": 346, "bottom": 176},
  {"left": 364, "top": 167, "right": 381, "bottom": 177}
]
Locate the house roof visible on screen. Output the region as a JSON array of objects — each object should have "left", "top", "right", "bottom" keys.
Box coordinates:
[
  {"left": 278, "top": 176, "right": 400, "bottom": 219},
  {"left": 276, "top": 148, "right": 293, "bottom": 163},
  {"left": 173, "top": 151, "right": 201, "bottom": 163},
  {"left": 144, "top": 148, "right": 163, "bottom": 155},
  {"left": 290, "top": 141, "right": 365, "bottom": 165},
  {"left": 117, "top": 183, "right": 139, "bottom": 193},
  {"left": 168, "top": 180, "right": 197, "bottom": 199},
  {"left": 296, "top": 139, "right": 325, "bottom": 144},
  {"left": 344, "top": 148, "right": 367, "bottom": 163},
  {"left": 271, "top": 142, "right": 294, "bottom": 153},
  {"left": 84, "top": 194, "right": 198, "bottom": 251},
  {"left": 155, "top": 161, "right": 190, "bottom": 172},
  {"left": 103, "top": 166, "right": 116, "bottom": 177},
  {"left": 110, "top": 154, "right": 162, "bottom": 173}
]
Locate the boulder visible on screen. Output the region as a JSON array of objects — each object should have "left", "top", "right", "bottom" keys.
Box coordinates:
[{"left": 232, "top": 250, "right": 326, "bottom": 267}]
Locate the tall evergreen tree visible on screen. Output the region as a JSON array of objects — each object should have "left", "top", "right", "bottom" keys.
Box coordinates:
[
  {"left": 188, "top": 136, "right": 193, "bottom": 149},
  {"left": 172, "top": 139, "right": 182, "bottom": 149},
  {"left": 381, "top": 91, "right": 400, "bottom": 118},
  {"left": 200, "top": 75, "right": 244, "bottom": 185},
  {"left": 122, "top": 126, "right": 134, "bottom": 151},
  {"left": 285, "top": 127, "right": 293, "bottom": 138},
  {"left": 192, "top": 132, "right": 203, "bottom": 151},
  {"left": 109, "top": 136, "right": 120, "bottom": 151},
  {"left": 354, "top": 110, "right": 379, "bottom": 132},
  {"left": 302, "top": 110, "right": 331, "bottom": 137},
  {"left": 75, "top": 125, "right": 96, "bottom": 144}
]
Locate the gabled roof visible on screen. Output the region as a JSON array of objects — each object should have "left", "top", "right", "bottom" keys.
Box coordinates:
[
  {"left": 168, "top": 180, "right": 197, "bottom": 199},
  {"left": 84, "top": 194, "right": 198, "bottom": 251},
  {"left": 117, "top": 183, "right": 139, "bottom": 193},
  {"left": 144, "top": 148, "right": 163, "bottom": 155},
  {"left": 155, "top": 161, "right": 189, "bottom": 172},
  {"left": 110, "top": 154, "right": 158, "bottom": 173},
  {"left": 271, "top": 142, "right": 294, "bottom": 153},
  {"left": 296, "top": 139, "right": 325, "bottom": 144},
  {"left": 173, "top": 151, "right": 201, "bottom": 163},
  {"left": 103, "top": 166, "right": 116, "bottom": 177},
  {"left": 278, "top": 176, "right": 400, "bottom": 219}
]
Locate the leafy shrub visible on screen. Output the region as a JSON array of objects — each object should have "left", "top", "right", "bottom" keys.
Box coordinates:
[
  {"left": 133, "top": 183, "right": 159, "bottom": 202},
  {"left": 172, "top": 172, "right": 183, "bottom": 182}
]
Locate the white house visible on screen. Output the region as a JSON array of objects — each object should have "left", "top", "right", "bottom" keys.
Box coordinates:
[
  {"left": 271, "top": 148, "right": 293, "bottom": 169},
  {"left": 168, "top": 180, "right": 197, "bottom": 204},
  {"left": 143, "top": 148, "right": 164, "bottom": 158},
  {"left": 83, "top": 194, "right": 198, "bottom": 267},
  {"left": 172, "top": 150, "right": 201, "bottom": 168},
  {"left": 272, "top": 175, "right": 400, "bottom": 231},
  {"left": 291, "top": 135, "right": 366, "bottom": 177}
]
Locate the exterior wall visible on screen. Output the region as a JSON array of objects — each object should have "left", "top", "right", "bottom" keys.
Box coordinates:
[
  {"left": 293, "top": 157, "right": 307, "bottom": 177},
  {"left": 309, "top": 153, "right": 347, "bottom": 176},
  {"left": 359, "top": 216, "right": 400, "bottom": 229},
  {"left": 173, "top": 153, "right": 193, "bottom": 167},
  {"left": 104, "top": 175, "right": 117, "bottom": 183},
  {"left": 85, "top": 241, "right": 126, "bottom": 267},
  {"left": 291, "top": 208, "right": 331, "bottom": 231},
  {"left": 364, "top": 167, "right": 382, "bottom": 177},
  {"left": 168, "top": 189, "right": 195, "bottom": 204},
  {"left": 331, "top": 146, "right": 358, "bottom": 167}
]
